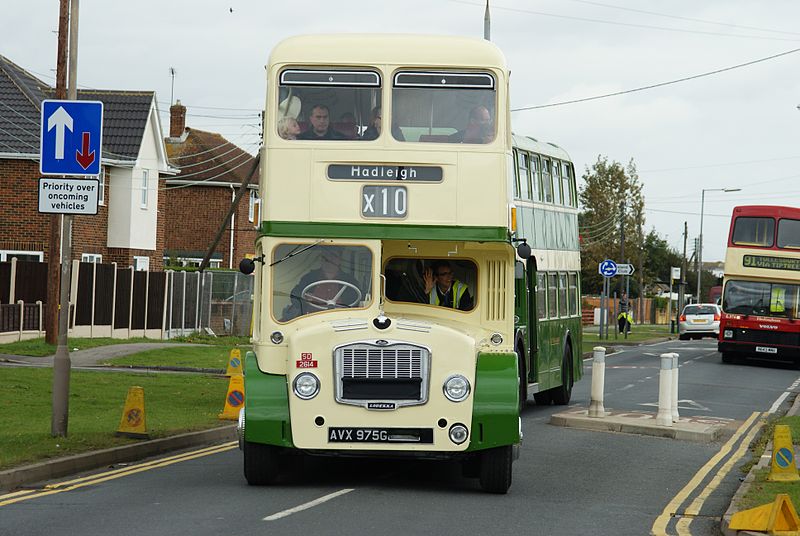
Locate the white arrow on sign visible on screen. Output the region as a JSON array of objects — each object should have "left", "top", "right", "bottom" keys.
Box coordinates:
[
  {"left": 47, "top": 106, "right": 73, "bottom": 160},
  {"left": 616, "top": 263, "right": 635, "bottom": 275}
]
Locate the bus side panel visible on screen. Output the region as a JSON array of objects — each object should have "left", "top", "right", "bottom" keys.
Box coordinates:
[
  {"left": 467, "top": 352, "right": 520, "bottom": 452},
  {"left": 243, "top": 351, "right": 294, "bottom": 448}
]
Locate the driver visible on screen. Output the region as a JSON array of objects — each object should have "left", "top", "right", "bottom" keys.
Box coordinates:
[{"left": 282, "top": 246, "right": 362, "bottom": 320}]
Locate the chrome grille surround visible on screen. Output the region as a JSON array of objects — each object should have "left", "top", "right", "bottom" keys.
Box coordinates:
[{"left": 333, "top": 340, "right": 431, "bottom": 408}]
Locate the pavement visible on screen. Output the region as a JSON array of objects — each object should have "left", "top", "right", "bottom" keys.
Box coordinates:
[{"left": 1, "top": 337, "right": 795, "bottom": 535}]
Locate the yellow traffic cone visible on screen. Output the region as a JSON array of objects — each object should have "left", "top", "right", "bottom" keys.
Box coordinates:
[
  {"left": 768, "top": 424, "right": 800, "bottom": 482},
  {"left": 225, "top": 348, "right": 243, "bottom": 376},
  {"left": 116, "top": 386, "right": 149, "bottom": 439},
  {"left": 729, "top": 494, "right": 800, "bottom": 532},
  {"left": 219, "top": 375, "right": 244, "bottom": 420}
]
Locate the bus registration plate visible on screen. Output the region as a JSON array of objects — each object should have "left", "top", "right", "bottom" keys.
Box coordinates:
[
  {"left": 328, "top": 427, "right": 433, "bottom": 443},
  {"left": 361, "top": 186, "right": 407, "bottom": 218},
  {"left": 755, "top": 346, "right": 777, "bottom": 354}
]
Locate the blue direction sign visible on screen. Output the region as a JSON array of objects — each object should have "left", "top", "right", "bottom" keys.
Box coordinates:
[
  {"left": 598, "top": 259, "right": 618, "bottom": 277},
  {"left": 40, "top": 100, "right": 103, "bottom": 176}
]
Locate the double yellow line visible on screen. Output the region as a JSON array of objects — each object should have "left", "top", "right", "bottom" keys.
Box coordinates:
[
  {"left": 651, "top": 411, "right": 765, "bottom": 535},
  {"left": 0, "top": 441, "right": 238, "bottom": 507}
]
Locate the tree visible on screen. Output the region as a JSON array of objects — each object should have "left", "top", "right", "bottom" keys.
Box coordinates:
[{"left": 579, "top": 156, "right": 644, "bottom": 295}]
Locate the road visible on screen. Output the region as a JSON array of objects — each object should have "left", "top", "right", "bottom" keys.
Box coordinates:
[{"left": 1, "top": 338, "right": 797, "bottom": 536}]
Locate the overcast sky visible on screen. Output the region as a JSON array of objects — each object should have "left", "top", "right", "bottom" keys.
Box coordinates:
[{"left": 6, "top": 0, "right": 800, "bottom": 262}]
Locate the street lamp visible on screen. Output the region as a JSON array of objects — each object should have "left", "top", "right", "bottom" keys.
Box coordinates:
[{"left": 697, "top": 187, "right": 741, "bottom": 302}]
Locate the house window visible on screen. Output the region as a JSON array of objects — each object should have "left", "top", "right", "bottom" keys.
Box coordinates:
[
  {"left": 248, "top": 190, "right": 259, "bottom": 223},
  {"left": 141, "top": 170, "right": 148, "bottom": 207},
  {"left": 81, "top": 253, "right": 102, "bottom": 263},
  {"left": 133, "top": 256, "right": 150, "bottom": 271},
  {"left": 0, "top": 250, "right": 43, "bottom": 262},
  {"left": 98, "top": 167, "right": 106, "bottom": 205}
]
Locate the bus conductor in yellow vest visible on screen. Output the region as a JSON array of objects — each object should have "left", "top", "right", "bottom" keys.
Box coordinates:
[{"left": 423, "top": 260, "right": 474, "bottom": 311}]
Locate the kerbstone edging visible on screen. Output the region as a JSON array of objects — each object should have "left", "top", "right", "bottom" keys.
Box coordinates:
[
  {"left": 719, "top": 393, "right": 800, "bottom": 536},
  {"left": 0, "top": 425, "right": 237, "bottom": 492}
]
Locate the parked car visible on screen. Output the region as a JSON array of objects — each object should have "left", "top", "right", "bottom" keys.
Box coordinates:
[{"left": 678, "top": 303, "right": 721, "bottom": 340}]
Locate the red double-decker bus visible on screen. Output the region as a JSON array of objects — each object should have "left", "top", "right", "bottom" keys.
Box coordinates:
[{"left": 718, "top": 205, "right": 800, "bottom": 366}]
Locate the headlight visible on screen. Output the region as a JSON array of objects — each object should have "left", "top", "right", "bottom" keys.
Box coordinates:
[
  {"left": 449, "top": 423, "right": 469, "bottom": 444},
  {"left": 293, "top": 372, "right": 320, "bottom": 400},
  {"left": 724, "top": 329, "right": 733, "bottom": 339},
  {"left": 490, "top": 333, "right": 503, "bottom": 345},
  {"left": 443, "top": 374, "right": 470, "bottom": 402}
]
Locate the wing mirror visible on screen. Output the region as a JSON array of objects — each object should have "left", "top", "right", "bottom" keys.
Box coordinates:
[{"left": 239, "top": 255, "right": 264, "bottom": 275}]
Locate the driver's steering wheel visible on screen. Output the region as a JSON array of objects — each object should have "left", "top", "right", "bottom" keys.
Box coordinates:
[{"left": 301, "top": 279, "right": 362, "bottom": 310}]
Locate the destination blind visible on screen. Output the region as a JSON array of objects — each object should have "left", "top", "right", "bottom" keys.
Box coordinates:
[{"left": 743, "top": 254, "right": 800, "bottom": 272}]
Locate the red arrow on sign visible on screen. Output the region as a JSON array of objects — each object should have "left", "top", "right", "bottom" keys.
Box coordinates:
[{"left": 76, "top": 132, "right": 96, "bottom": 170}]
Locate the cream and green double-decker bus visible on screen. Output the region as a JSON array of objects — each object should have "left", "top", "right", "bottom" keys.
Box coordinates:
[{"left": 238, "top": 34, "right": 582, "bottom": 494}]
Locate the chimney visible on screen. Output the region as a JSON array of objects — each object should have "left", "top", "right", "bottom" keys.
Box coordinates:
[{"left": 169, "top": 100, "right": 186, "bottom": 137}]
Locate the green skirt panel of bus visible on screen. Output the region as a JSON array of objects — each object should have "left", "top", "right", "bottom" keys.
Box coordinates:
[
  {"left": 466, "top": 351, "right": 520, "bottom": 452},
  {"left": 244, "top": 351, "right": 294, "bottom": 447}
]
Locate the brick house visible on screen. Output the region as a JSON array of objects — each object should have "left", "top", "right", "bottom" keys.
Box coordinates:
[
  {"left": 0, "top": 54, "right": 172, "bottom": 270},
  {"left": 162, "top": 101, "right": 260, "bottom": 269}
]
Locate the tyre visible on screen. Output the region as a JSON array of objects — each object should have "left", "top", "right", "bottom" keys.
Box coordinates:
[
  {"left": 678, "top": 333, "right": 688, "bottom": 341},
  {"left": 243, "top": 440, "right": 281, "bottom": 485},
  {"left": 479, "top": 445, "right": 513, "bottom": 494},
  {"left": 550, "top": 344, "right": 574, "bottom": 405},
  {"left": 721, "top": 352, "right": 734, "bottom": 364},
  {"left": 517, "top": 345, "right": 527, "bottom": 413},
  {"left": 533, "top": 390, "right": 552, "bottom": 405}
]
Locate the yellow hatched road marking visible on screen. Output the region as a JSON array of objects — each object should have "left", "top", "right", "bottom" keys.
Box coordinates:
[
  {"left": 674, "top": 414, "right": 766, "bottom": 534},
  {"left": 0, "top": 441, "right": 237, "bottom": 507},
  {"left": 650, "top": 411, "right": 762, "bottom": 536}
]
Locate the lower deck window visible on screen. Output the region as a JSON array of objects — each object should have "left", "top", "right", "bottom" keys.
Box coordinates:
[{"left": 384, "top": 257, "right": 476, "bottom": 312}]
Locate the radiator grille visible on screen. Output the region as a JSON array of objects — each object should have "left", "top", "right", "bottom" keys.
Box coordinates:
[
  {"left": 334, "top": 342, "right": 430, "bottom": 407},
  {"left": 485, "top": 259, "right": 507, "bottom": 322}
]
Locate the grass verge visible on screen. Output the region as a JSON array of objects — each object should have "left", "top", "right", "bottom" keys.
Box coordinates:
[
  {"left": 581, "top": 324, "right": 672, "bottom": 355},
  {"left": 0, "top": 368, "right": 230, "bottom": 470},
  {"left": 101, "top": 345, "right": 241, "bottom": 370},
  {"left": 739, "top": 415, "right": 800, "bottom": 510},
  {"left": 0, "top": 334, "right": 251, "bottom": 357}
]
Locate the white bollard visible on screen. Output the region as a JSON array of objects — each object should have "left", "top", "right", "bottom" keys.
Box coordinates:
[
  {"left": 671, "top": 353, "right": 680, "bottom": 422},
  {"left": 656, "top": 354, "right": 674, "bottom": 426},
  {"left": 588, "top": 346, "right": 606, "bottom": 418}
]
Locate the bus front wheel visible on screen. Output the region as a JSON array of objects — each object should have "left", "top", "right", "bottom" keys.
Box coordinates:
[
  {"left": 479, "top": 445, "right": 513, "bottom": 494},
  {"left": 243, "top": 440, "right": 281, "bottom": 485}
]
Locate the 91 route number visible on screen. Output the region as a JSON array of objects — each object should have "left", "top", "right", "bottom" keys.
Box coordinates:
[{"left": 361, "top": 185, "right": 407, "bottom": 218}]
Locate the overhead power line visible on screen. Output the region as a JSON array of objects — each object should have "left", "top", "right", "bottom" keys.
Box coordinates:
[{"left": 512, "top": 46, "right": 800, "bottom": 111}]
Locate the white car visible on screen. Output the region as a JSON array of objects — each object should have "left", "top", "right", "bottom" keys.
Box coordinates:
[{"left": 678, "top": 303, "right": 721, "bottom": 340}]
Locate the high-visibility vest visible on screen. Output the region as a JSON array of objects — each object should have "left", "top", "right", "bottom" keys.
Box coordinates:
[
  {"left": 430, "top": 281, "right": 468, "bottom": 309},
  {"left": 771, "top": 287, "right": 786, "bottom": 313}
]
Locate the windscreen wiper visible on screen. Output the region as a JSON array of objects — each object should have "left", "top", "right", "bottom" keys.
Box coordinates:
[{"left": 270, "top": 239, "right": 326, "bottom": 267}]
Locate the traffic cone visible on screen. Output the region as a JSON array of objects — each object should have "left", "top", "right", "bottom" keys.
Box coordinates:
[
  {"left": 219, "top": 374, "right": 244, "bottom": 420},
  {"left": 768, "top": 424, "right": 800, "bottom": 482},
  {"left": 729, "top": 494, "right": 800, "bottom": 532},
  {"left": 225, "top": 348, "right": 243, "bottom": 376},
  {"left": 116, "top": 386, "right": 149, "bottom": 439}
]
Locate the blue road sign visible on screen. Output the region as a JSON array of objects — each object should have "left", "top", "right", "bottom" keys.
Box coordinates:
[
  {"left": 776, "top": 447, "right": 794, "bottom": 468},
  {"left": 40, "top": 100, "right": 103, "bottom": 176},
  {"left": 598, "top": 259, "right": 618, "bottom": 277}
]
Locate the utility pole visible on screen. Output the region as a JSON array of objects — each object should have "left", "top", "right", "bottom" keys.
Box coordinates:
[
  {"left": 46, "top": 0, "right": 70, "bottom": 345},
  {"left": 637, "top": 205, "right": 644, "bottom": 323},
  {"left": 619, "top": 199, "right": 626, "bottom": 296},
  {"left": 52, "top": 0, "right": 79, "bottom": 437},
  {"left": 678, "top": 222, "right": 688, "bottom": 328},
  {"left": 483, "top": 1, "right": 491, "bottom": 41}
]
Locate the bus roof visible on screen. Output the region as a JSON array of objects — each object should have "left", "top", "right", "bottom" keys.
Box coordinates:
[
  {"left": 268, "top": 34, "right": 508, "bottom": 70},
  {"left": 732, "top": 205, "right": 800, "bottom": 219},
  {"left": 511, "top": 133, "right": 572, "bottom": 162}
]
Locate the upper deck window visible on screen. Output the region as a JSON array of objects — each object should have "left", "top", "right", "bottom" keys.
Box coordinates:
[
  {"left": 391, "top": 71, "right": 496, "bottom": 144},
  {"left": 777, "top": 218, "right": 800, "bottom": 249},
  {"left": 732, "top": 217, "right": 774, "bottom": 247},
  {"left": 277, "top": 68, "right": 382, "bottom": 141}
]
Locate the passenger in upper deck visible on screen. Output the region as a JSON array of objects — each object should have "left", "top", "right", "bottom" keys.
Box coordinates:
[
  {"left": 297, "top": 104, "right": 347, "bottom": 140},
  {"left": 449, "top": 105, "right": 494, "bottom": 144},
  {"left": 423, "top": 260, "right": 474, "bottom": 311},
  {"left": 277, "top": 117, "right": 301, "bottom": 140}
]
